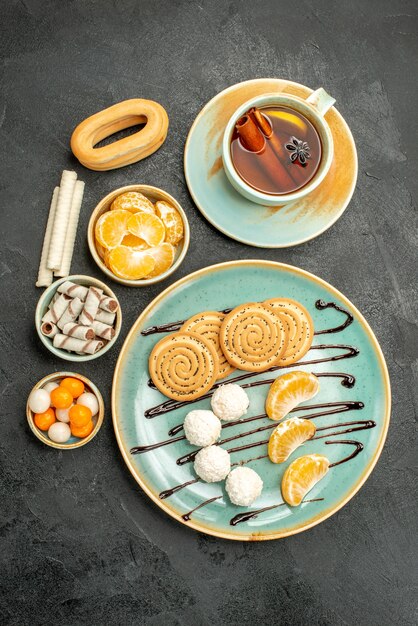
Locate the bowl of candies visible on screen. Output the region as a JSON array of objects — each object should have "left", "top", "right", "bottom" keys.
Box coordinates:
[{"left": 26, "top": 372, "right": 104, "bottom": 449}]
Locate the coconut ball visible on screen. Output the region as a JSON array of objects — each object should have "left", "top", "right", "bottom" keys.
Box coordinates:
[
  {"left": 211, "top": 384, "right": 249, "bottom": 421},
  {"left": 194, "top": 445, "right": 231, "bottom": 483},
  {"left": 184, "top": 410, "right": 221, "bottom": 447},
  {"left": 226, "top": 467, "right": 263, "bottom": 506}
]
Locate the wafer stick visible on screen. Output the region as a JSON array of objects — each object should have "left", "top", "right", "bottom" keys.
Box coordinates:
[
  {"left": 47, "top": 170, "right": 77, "bottom": 270},
  {"left": 99, "top": 295, "right": 118, "bottom": 313},
  {"left": 55, "top": 180, "right": 85, "bottom": 277},
  {"left": 42, "top": 294, "right": 71, "bottom": 324},
  {"left": 62, "top": 322, "right": 95, "bottom": 340},
  {"left": 95, "top": 309, "right": 116, "bottom": 325},
  {"left": 92, "top": 320, "right": 115, "bottom": 340},
  {"left": 40, "top": 322, "right": 58, "bottom": 337},
  {"left": 57, "top": 297, "right": 83, "bottom": 330},
  {"left": 53, "top": 334, "right": 104, "bottom": 354},
  {"left": 57, "top": 280, "right": 89, "bottom": 301},
  {"left": 36, "top": 187, "right": 60, "bottom": 287},
  {"left": 79, "top": 287, "right": 103, "bottom": 326}
]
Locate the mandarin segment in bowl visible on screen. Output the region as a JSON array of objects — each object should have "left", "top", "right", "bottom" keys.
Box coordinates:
[
  {"left": 107, "top": 246, "right": 155, "bottom": 280},
  {"left": 110, "top": 191, "right": 156, "bottom": 214},
  {"left": 155, "top": 201, "right": 184, "bottom": 245},
  {"left": 281, "top": 453, "right": 330, "bottom": 506},
  {"left": 266, "top": 371, "right": 320, "bottom": 421},
  {"left": 146, "top": 243, "right": 175, "bottom": 278},
  {"left": 268, "top": 417, "right": 316, "bottom": 463},
  {"left": 127, "top": 212, "right": 166, "bottom": 247},
  {"left": 95, "top": 209, "right": 132, "bottom": 249}
]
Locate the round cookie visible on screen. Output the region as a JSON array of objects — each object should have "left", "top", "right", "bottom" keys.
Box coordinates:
[
  {"left": 264, "top": 298, "right": 314, "bottom": 365},
  {"left": 181, "top": 311, "right": 235, "bottom": 380},
  {"left": 220, "top": 303, "right": 286, "bottom": 372},
  {"left": 149, "top": 331, "right": 219, "bottom": 401}
]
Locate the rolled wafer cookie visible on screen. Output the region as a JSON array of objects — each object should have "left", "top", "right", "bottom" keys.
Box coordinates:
[
  {"left": 181, "top": 311, "right": 235, "bottom": 380},
  {"left": 47, "top": 170, "right": 77, "bottom": 270},
  {"left": 220, "top": 303, "right": 286, "bottom": 372},
  {"left": 57, "top": 297, "right": 83, "bottom": 330},
  {"left": 42, "top": 294, "right": 71, "bottom": 324},
  {"left": 36, "top": 187, "right": 59, "bottom": 287},
  {"left": 149, "top": 331, "right": 219, "bottom": 401},
  {"left": 57, "top": 280, "right": 88, "bottom": 301},
  {"left": 40, "top": 322, "right": 58, "bottom": 338},
  {"left": 55, "top": 180, "right": 85, "bottom": 277},
  {"left": 79, "top": 287, "right": 103, "bottom": 326},
  {"left": 264, "top": 298, "right": 314, "bottom": 365},
  {"left": 53, "top": 334, "right": 103, "bottom": 355},
  {"left": 95, "top": 309, "right": 116, "bottom": 325},
  {"left": 92, "top": 320, "right": 115, "bottom": 340},
  {"left": 62, "top": 322, "right": 95, "bottom": 341},
  {"left": 99, "top": 295, "right": 118, "bottom": 313}
]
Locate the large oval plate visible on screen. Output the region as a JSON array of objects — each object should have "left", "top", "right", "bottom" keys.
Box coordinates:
[
  {"left": 112, "top": 261, "right": 390, "bottom": 540},
  {"left": 184, "top": 79, "right": 357, "bottom": 248}
]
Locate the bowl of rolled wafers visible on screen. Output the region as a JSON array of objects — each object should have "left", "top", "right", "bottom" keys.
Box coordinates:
[{"left": 35, "top": 275, "right": 122, "bottom": 362}]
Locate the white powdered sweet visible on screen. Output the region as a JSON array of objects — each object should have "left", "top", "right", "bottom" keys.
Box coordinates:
[
  {"left": 194, "top": 445, "right": 230, "bottom": 483},
  {"left": 225, "top": 467, "right": 263, "bottom": 506},
  {"left": 184, "top": 410, "right": 221, "bottom": 447},
  {"left": 211, "top": 383, "right": 250, "bottom": 421}
]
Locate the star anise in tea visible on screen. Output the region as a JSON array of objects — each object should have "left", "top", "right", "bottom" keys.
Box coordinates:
[{"left": 285, "top": 136, "right": 311, "bottom": 166}]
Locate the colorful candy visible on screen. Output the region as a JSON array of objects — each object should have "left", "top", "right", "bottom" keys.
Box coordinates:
[
  {"left": 28, "top": 389, "right": 51, "bottom": 414},
  {"left": 77, "top": 392, "right": 99, "bottom": 416},
  {"left": 48, "top": 422, "right": 71, "bottom": 443},
  {"left": 50, "top": 386, "right": 73, "bottom": 409}
]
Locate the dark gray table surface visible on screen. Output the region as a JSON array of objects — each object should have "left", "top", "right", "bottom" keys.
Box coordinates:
[{"left": 1, "top": 1, "right": 417, "bottom": 624}]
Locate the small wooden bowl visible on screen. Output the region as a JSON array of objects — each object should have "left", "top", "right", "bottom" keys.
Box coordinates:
[
  {"left": 35, "top": 274, "right": 122, "bottom": 362},
  {"left": 27, "top": 372, "right": 104, "bottom": 450},
  {"left": 87, "top": 184, "right": 190, "bottom": 286}
]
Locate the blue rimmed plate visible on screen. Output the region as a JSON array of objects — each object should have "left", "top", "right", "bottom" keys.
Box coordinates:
[
  {"left": 112, "top": 261, "right": 390, "bottom": 540},
  {"left": 184, "top": 79, "right": 357, "bottom": 248}
]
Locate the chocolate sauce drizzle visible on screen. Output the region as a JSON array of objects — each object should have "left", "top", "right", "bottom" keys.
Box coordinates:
[
  {"left": 145, "top": 344, "right": 359, "bottom": 418},
  {"left": 157, "top": 417, "right": 375, "bottom": 500},
  {"left": 314, "top": 300, "right": 354, "bottom": 335},
  {"left": 140, "top": 299, "right": 352, "bottom": 337},
  {"left": 130, "top": 401, "right": 364, "bottom": 456},
  {"left": 182, "top": 496, "right": 222, "bottom": 522},
  {"left": 230, "top": 497, "right": 324, "bottom": 526}
]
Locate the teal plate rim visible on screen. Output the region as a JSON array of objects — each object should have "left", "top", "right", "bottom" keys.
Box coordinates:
[{"left": 112, "top": 260, "right": 391, "bottom": 541}]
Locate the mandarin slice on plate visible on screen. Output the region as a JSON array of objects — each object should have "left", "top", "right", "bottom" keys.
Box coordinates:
[
  {"left": 110, "top": 191, "right": 155, "bottom": 214},
  {"left": 268, "top": 417, "right": 316, "bottom": 463},
  {"left": 281, "top": 453, "right": 329, "bottom": 506},
  {"left": 146, "top": 242, "right": 175, "bottom": 277},
  {"left": 266, "top": 371, "right": 319, "bottom": 421},
  {"left": 127, "top": 212, "right": 165, "bottom": 247},
  {"left": 106, "top": 246, "right": 155, "bottom": 280},
  {"left": 155, "top": 201, "right": 184, "bottom": 245},
  {"left": 95, "top": 209, "right": 131, "bottom": 249}
]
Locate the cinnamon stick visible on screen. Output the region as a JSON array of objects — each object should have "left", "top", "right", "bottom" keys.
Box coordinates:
[{"left": 235, "top": 115, "right": 265, "bottom": 152}]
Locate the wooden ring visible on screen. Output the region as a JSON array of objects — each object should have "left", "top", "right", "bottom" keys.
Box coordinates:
[{"left": 70, "top": 99, "right": 169, "bottom": 171}]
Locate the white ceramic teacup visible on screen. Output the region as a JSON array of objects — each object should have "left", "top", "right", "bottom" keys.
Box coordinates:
[{"left": 222, "top": 88, "right": 336, "bottom": 206}]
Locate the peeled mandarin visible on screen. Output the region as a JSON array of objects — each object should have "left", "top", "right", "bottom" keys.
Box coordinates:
[
  {"left": 50, "top": 386, "right": 73, "bottom": 409},
  {"left": 268, "top": 417, "right": 316, "bottom": 464},
  {"left": 155, "top": 201, "right": 184, "bottom": 245},
  {"left": 34, "top": 407, "right": 56, "bottom": 431},
  {"left": 127, "top": 212, "right": 165, "bottom": 247},
  {"left": 69, "top": 404, "right": 92, "bottom": 427},
  {"left": 110, "top": 191, "right": 155, "bottom": 214},
  {"left": 121, "top": 233, "right": 149, "bottom": 249},
  {"left": 106, "top": 246, "right": 155, "bottom": 280},
  {"left": 95, "top": 209, "right": 131, "bottom": 249},
  {"left": 266, "top": 371, "right": 319, "bottom": 421},
  {"left": 60, "top": 377, "right": 85, "bottom": 398},
  {"left": 77, "top": 392, "right": 99, "bottom": 416},
  {"left": 71, "top": 420, "right": 94, "bottom": 438},
  {"left": 281, "top": 453, "right": 330, "bottom": 506},
  {"left": 146, "top": 243, "right": 175, "bottom": 277}
]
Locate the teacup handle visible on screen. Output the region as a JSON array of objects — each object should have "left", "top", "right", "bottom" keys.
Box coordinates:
[{"left": 306, "top": 88, "right": 336, "bottom": 116}]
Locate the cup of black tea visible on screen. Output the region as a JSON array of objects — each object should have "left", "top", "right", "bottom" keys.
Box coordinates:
[{"left": 222, "top": 88, "right": 335, "bottom": 206}]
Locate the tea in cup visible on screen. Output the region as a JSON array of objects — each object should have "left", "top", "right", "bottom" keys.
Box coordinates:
[{"left": 222, "top": 88, "right": 335, "bottom": 206}]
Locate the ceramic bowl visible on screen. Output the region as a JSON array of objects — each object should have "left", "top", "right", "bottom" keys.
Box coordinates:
[
  {"left": 35, "top": 274, "right": 122, "bottom": 362},
  {"left": 87, "top": 185, "right": 190, "bottom": 287},
  {"left": 27, "top": 371, "right": 104, "bottom": 450}
]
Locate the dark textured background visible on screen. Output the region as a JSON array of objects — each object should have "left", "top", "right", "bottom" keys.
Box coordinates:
[{"left": 1, "top": 1, "right": 417, "bottom": 624}]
